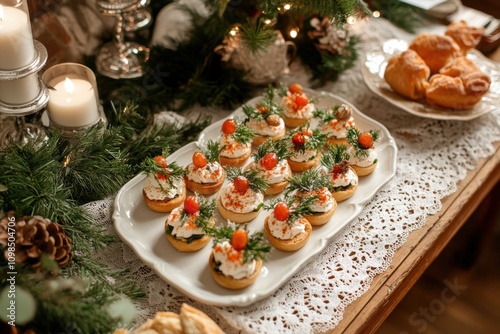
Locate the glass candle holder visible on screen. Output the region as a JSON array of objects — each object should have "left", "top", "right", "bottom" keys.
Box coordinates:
[
  {"left": 42, "top": 63, "right": 101, "bottom": 128},
  {"left": 0, "top": 0, "right": 36, "bottom": 70}
]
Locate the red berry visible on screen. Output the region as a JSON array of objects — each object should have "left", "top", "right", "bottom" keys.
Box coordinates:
[
  {"left": 294, "top": 94, "right": 309, "bottom": 109},
  {"left": 358, "top": 132, "right": 373, "bottom": 149},
  {"left": 184, "top": 196, "right": 200, "bottom": 214},
  {"left": 192, "top": 152, "right": 208, "bottom": 168},
  {"left": 274, "top": 202, "right": 290, "bottom": 221},
  {"left": 288, "top": 83, "right": 303, "bottom": 95},
  {"left": 154, "top": 156, "right": 167, "bottom": 168},
  {"left": 222, "top": 119, "right": 237, "bottom": 135},
  {"left": 233, "top": 176, "right": 249, "bottom": 193},
  {"left": 292, "top": 132, "right": 305, "bottom": 146},
  {"left": 261, "top": 152, "right": 278, "bottom": 170},
  {"left": 230, "top": 229, "right": 248, "bottom": 251}
]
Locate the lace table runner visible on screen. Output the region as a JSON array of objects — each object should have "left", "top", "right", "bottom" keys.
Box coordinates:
[{"left": 86, "top": 18, "right": 500, "bottom": 333}]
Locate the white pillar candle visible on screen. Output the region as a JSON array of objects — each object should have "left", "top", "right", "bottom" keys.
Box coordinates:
[
  {"left": 47, "top": 75, "right": 100, "bottom": 127},
  {"left": 0, "top": 4, "right": 36, "bottom": 70},
  {"left": 0, "top": 73, "right": 39, "bottom": 105}
]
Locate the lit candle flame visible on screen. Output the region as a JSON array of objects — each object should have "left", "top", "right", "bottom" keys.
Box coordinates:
[
  {"left": 64, "top": 77, "right": 74, "bottom": 95},
  {"left": 289, "top": 28, "right": 298, "bottom": 39},
  {"left": 284, "top": 4, "right": 291, "bottom": 11}
]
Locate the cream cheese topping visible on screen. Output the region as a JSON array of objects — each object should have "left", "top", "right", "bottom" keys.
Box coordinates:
[
  {"left": 212, "top": 241, "right": 256, "bottom": 279},
  {"left": 331, "top": 166, "right": 358, "bottom": 187},
  {"left": 246, "top": 117, "right": 285, "bottom": 137},
  {"left": 348, "top": 146, "right": 377, "bottom": 167},
  {"left": 219, "top": 183, "right": 264, "bottom": 213},
  {"left": 267, "top": 212, "right": 306, "bottom": 240},
  {"left": 166, "top": 207, "right": 204, "bottom": 238},
  {"left": 320, "top": 117, "right": 355, "bottom": 139},
  {"left": 143, "top": 173, "right": 184, "bottom": 201},
  {"left": 219, "top": 134, "right": 251, "bottom": 158},
  {"left": 252, "top": 159, "right": 291, "bottom": 184},
  {"left": 307, "top": 187, "right": 335, "bottom": 213},
  {"left": 290, "top": 148, "right": 317, "bottom": 162},
  {"left": 186, "top": 162, "right": 223, "bottom": 184},
  {"left": 280, "top": 95, "right": 315, "bottom": 119}
]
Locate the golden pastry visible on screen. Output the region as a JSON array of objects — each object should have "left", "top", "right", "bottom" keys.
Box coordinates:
[
  {"left": 445, "top": 20, "right": 484, "bottom": 55},
  {"left": 408, "top": 34, "right": 461, "bottom": 73},
  {"left": 384, "top": 49, "right": 430, "bottom": 100}
]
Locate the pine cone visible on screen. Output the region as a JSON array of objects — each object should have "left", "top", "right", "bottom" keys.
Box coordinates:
[
  {"left": 308, "top": 17, "right": 351, "bottom": 56},
  {"left": 0, "top": 213, "right": 73, "bottom": 270}
]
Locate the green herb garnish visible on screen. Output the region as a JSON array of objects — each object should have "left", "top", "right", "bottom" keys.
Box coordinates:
[{"left": 225, "top": 167, "right": 268, "bottom": 194}]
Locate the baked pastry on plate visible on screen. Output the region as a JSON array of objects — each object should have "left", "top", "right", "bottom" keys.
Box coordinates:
[
  {"left": 165, "top": 194, "right": 216, "bottom": 252},
  {"left": 209, "top": 225, "right": 271, "bottom": 289},
  {"left": 286, "top": 126, "right": 326, "bottom": 173},
  {"left": 408, "top": 33, "right": 461, "bottom": 73},
  {"left": 279, "top": 83, "right": 315, "bottom": 128},
  {"left": 320, "top": 144, "right": 359, "bottom": 202},
  {"left": 246, "top": 138, "right": 292, "bottom": 195},
  {"left": 218, "top": 119, "right": 254, "bottom": 167},
  {"left": 286, "top": 169, "right": 337, "bottom": 225},
  {"left": 383, "top": 49, "right": 430, "bottom": 100},
  {"left": 140, "top": 149, "right": 186, "bottom": 213},
  {"left": 314, "top": 103, "right": 357, "bottom": 146},
  {"left": 263, "top": 196, "right": 313, "bottom": 252},
  {"left": 425, "top": 56, "right": 491, "bottom": 110},
  {"left": 184, "top": 139, "right": 225, "bottom": 195},
  {"left": 242, "top": 86, "right": 286, "bottom": 147},
  {"left": 217, "top": 168, "right": 267, "bottom": 223},
  {"left": 346, "top": 127, "right": 380, "bottom": 177},
  {"left": 445, "top": 20, "right": 484, "bottom": 55},
  {"left": 113, "top": 303, "right": 225, "bottom": 334}
]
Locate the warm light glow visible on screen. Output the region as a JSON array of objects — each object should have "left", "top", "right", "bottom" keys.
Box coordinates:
[
  {"left": 64, "top": 77, "right": 74, "bottom": 94},
  {"left": 284, "top": 4, "right": 291, "bottom": 10},
  {"left": 264, "top": 19, "right": 272, "bottom": 25},
  {"left": 347, "top": 16, "right": 356, "bottom": 24},
  {"left": 0, "top": 5, "right": 4, "bottom": 23},
  {"left": 372, "top": 11, "right": 380, "bottom": 18},
  {"left": 230, "top": 26, "right": 239, "bottom": 36},
  {"left": 289, "top": 28, "right": 298, "bottom": 39}
]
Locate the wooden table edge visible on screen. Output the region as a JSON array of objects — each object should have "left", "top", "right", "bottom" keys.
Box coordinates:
[{"left": 332, "top": 141, "right": 500, "bottom": 333}]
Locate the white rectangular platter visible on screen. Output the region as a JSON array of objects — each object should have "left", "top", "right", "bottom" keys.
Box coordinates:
[{"left": 113, "top": 91, "right": 398, "bottom": 307}]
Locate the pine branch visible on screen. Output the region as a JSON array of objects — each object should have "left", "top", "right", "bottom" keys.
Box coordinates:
[
  {"left": 238, "top": 19, "right": 278, "bottom": 54},
  {"left": 61, "top": 124, "right": 132, "bottom": 204}
]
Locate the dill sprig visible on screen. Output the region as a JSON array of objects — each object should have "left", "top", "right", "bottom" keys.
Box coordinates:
[
  {"left": 264, "top": 194, "right": 318, "bottom": 225},
  {"left": 232, "top": 122, "right": 255, "bottom": 144},
  {"left": 252, "top": 138, "right": 292, "bottom": 162},
  {"left": 180, "top": 194, "right": 216, "bottom": 230},
  {"left": 346, "top": 127, "right": 380, "bottom": 159},
  {"left": 208, "top": 225, "right": 271, "bottom": 263},
  {"left": 321, "top": 144, "right": 350, "bottom": 169},
  {"left": 287, "top": 126, "right": 327, "bottom": 153},
  {"left": 225, "top": 167, "right": 268, "bottom": 194},
  {"left": 242, "top": 86, "right": 282, "bottom": 122},
  {"left": 285, "top": 169, "right": 331, "bottom": 195},
  {"left": 198, "top": 139, "right": 223, "bottom": 163},
  {"left": 313, "top": 106, "right": 340, "bottom": 124}
]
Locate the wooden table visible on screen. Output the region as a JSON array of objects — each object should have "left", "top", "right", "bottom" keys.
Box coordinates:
[{"left": 334, "top": 50, "right": 500, "bottom": 333}]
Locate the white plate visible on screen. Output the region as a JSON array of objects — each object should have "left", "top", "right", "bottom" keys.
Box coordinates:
[
  {"left": 113, "top": 91, "right": 398, "bottom": 307},
  {"left": 361, "top": 39, "right": 500, "bottom": 121}
]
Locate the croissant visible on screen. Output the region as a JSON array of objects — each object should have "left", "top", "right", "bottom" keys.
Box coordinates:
[
  {"left": 439, "top": 56, "right": 481, "bottom": 77},
  {"left": 426, "top": 73, "right": 490, "bottom": 110},
  {"left": 384, "top": 49, "right": 430, "bottom": 100},
  {"left": 445, "top": 20, "right": 484, "bottom": 55},
  {"left": 409, "top": 34, "right": 461, "bottom": 73}
]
